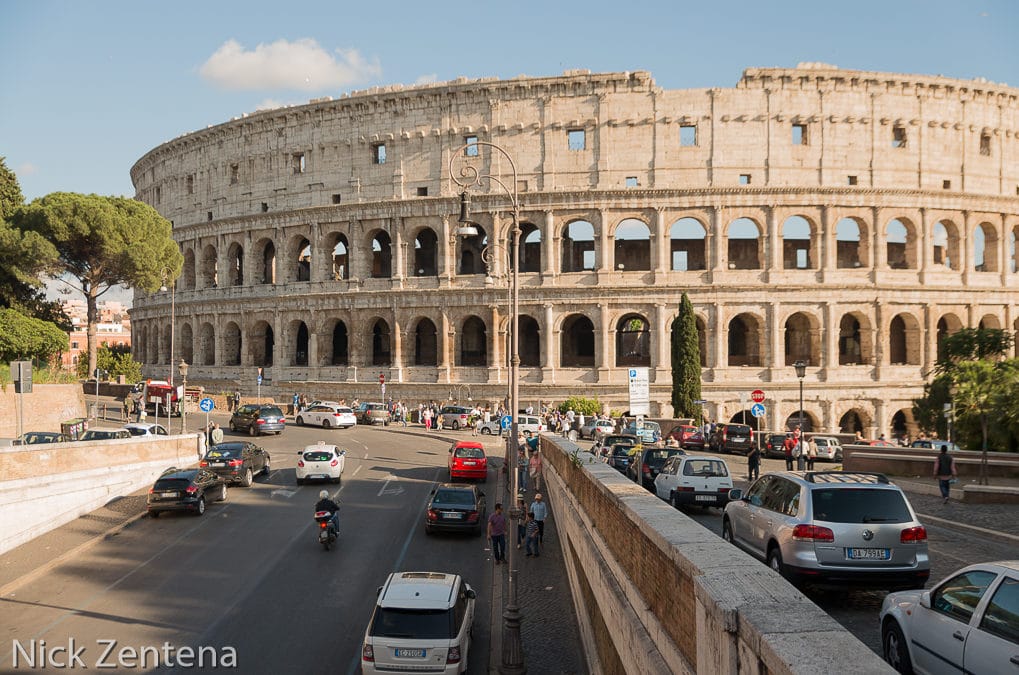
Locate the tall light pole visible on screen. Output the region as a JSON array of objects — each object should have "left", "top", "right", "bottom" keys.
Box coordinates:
[
  {"left": 178, "top": 358, "right": 189, "bottom": 433},
  {"left": 450, "top": 140, "right": 525, "bottom": 674},
  {"left": 160, "top": 267, "right": 177, "bottom": 387},
  {"left": 794, "top": 359, "right": 806, "bottom": 434}
]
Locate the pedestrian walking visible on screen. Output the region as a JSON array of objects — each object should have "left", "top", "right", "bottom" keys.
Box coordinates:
[
  {"left": 805, "top": 435, "right": 817, "bottom": 470},
  {"left": 793, "top": 429, "right": 805, "bottom": 471},
  {"left": 517, "top": 448, "right": 529, "bottom": 492},
  {"left": 528, "top": 448, "right": 543, "bottom": 492},
  {"left": 487, "top": 503, "right": 507, "bottom": 564},
  {"left": 530, "top": 493, "right": 547, "bottom": 548},
  {"left": 747, "top": 444, "right": 760, "bottom": 481},
  {"left": 122, "top": 397, "right": 130, "bottom": 421},
  {"left": 524, "top": 512, "right": 540, "bottom": 557},
  {"left": 234, "top": 390, "right": 241, "bottom": 410},
  {"left": 210, "top": 422, "right": 224, "bottom": 445},
  {"left": 423, "top": 407, "right": 432, "bottom": 430},
  {"left": 515, "top": 496, "right": 526, "bottom": 549},
  {"left": 933, "top": 445, "right": 958, "bottom": 503},
  {"left": 782, "top": 432, "right": 796, "bottom": 471}
]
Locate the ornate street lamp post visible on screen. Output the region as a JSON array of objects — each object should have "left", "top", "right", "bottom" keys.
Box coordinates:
[
  {"left": 178, "top": 358, "right": 189, "bottom": 433},
  {"left": 160, "top": 268, "right": 177, "bottom": 387},
  {"left": 449, "top": 141, "right": 525, "bottom": 674},
  {"left": 794, "top": 359, "right": 806, "bottom": 436}
]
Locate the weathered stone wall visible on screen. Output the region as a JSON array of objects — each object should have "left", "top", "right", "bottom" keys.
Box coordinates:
[{"left": 0, "top": 385, "right": 86, "bottom": 439}]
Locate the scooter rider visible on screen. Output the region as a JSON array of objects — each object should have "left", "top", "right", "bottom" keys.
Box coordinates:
[{"left": 315, "top": 490, "right": 340, "bottom": 536}]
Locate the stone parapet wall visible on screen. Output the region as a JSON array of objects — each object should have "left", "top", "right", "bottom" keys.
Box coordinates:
[{"left": 0, "top": 385, "right": 85, "bottom": 439}]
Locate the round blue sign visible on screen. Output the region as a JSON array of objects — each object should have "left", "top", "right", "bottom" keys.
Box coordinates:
[
  {"left": 751, "top": 403, "right": 766, "bottom": 418},
  {"left": 500, "top": 415, "right": 512, "bottom": 430},
  {"left": 199, "top": 397, "right": 215, "bottom": 412}
]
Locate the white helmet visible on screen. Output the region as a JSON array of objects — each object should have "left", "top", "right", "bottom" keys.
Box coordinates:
[{"left": 319, "top": 490, "right": 329, "bottom": 499}]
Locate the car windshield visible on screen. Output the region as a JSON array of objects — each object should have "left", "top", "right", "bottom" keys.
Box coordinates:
[
  {"left": 682, "top": 459, "right": 729, "bottom": 477},
  {"left": 260, "top": 407, "right": 284, "bottom": 417},
  {"left": 810, "top": 488, "right": 912, "bottom": 524},
  {"left": 646, "top": 450, "right": 682, "bottom": 465},
  {"left": 24, "top": 433, "right": 59, "bottom": 444},
  {"left": 611, "top": 445, "right": 633, "bottom": 456},
  {"left": 153, "top": 478, "right": 191, "bottom": 490},
  {"left": 303, "top": 451, "right": 333, "bottom": 462},
  {"left": 455, "top": 447, "right": 484, "bottom": 459},
  {"left": 370, "top": 607, "right": 455, "bottom": 640},
  {"left": 337, "top": 408, "right": 353, "bottom": 414},
  {"left": 126, "top": 427, "right": 148, "bottom": 436},
  {"left": 432, "top": 489, "right": 475, "bottom": 505},
  {"left": 206, "top": 446, "right": 242, "bottom": 458},
  {"left": 727, "top": 426, "right": 751, "bottom": 434}
]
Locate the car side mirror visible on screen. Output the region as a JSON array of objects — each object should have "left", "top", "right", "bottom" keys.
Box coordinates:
[
  {"left": 465, "top": 589, "right": 477, "bottom": 600},
  {"left": 477, "top": 491, "right": 485, "bottom": 497},
  {"left": 919, "top": 591, "right": 931, "bottom": 608},
  {"left": 376, "top": 586, "right": 383, "bottom": 597},
  {"left": 728, "top": 488, "right": 743, "bottom": 501}
]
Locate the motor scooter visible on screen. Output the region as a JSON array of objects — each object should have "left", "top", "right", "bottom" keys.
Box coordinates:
[{"left": 314, "top": 510, "right": 337, "bottom": 551}]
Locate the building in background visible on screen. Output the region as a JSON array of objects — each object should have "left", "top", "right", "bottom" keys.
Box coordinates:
[{"left": 60, "top": 299, "right": 132, "bottom": 370}]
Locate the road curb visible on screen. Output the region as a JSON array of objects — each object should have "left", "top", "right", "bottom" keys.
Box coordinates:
[{"left": 916, "top": 512, "right": 1019, "bottom": 546}]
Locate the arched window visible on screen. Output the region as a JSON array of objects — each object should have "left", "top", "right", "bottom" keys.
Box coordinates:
[
  {"left": 726, "top": 218, "right": 761, "bottom": 269},
  {"left": 520, "top": 223, "right": 542, "bottom": 273},
  {"left": 331, "top": 321, "right": 348, "bottom": 365},
  {"left": 616, "top": 315, "right": 650, "bottom": 366},
  {"left": 458, "top": 230, "right": 488, "bottom": 275},
  {"left": 252, "top": 321, "right": 274, "bottom": 366},
  {"left": 414, "top": 229, "right": 438, "bottom": 276},
  {"left": 459, "top": 316, "right": 488, "bottom": 366},
  {"left": 518, "top": 315, "right": 540, "bottom": 367},
  {"left": 561, "top": 314, "right": 595, "bottom": 367},
  {"left": 413, "top": 319, "right": 437, "bottom": 366},
  {"left": 259, "top": 241, "right": 277, "bottom": 284},
  {"left": 562, "top": 221, "right": 595, "bottom": 272},
  {"left": 182, "top": 250, "right": 196, "bottom": 290},
  {"left": 973, "top": 222, "right": 998, "bottom": 272},
  {"left": 227, "top": 243, "right": 244, "bottom": 286},
  {"left": 781, "top": 216, "right": 813, "bottom": 269},
  {"left": 180, "top": 324, "right": 194, "bottom": 364},
  {"left": 201, "top": 323, "right": 219, "bottom": 366},
  {"left": 728, "top": 314, "right": 762, "bottom": 366},
  {"left": 331, "top": 236, "right": 349, "bottom": 280},
  {"left": 295, "top": 238, "right": 312, "bottom": 282},
  {"left": 784, "top": 312, "right": 817, "bottom": 366},
  {"left": 835, "top": 218, "right": 864, "bottom": 268},
  {"left": 292, "top": 321, "right": 309, "bottom": 366},
  {"left": 371, "top": 232, "right": 392, "bottom": 278},
  {"left": 372, "top": 320, "right": 391, "bottom": 365},
  {"left": 669, "top": 218, "right": 706, "bottom": 271},
  {"left": 886, "top": 219, "right": 916, "bottom": 269},
  {"left": 613, "top": 219, "right": 651, "bottom": 271},
  {"left": 201, "top": 244, "right": 218, "bottom": 287}
]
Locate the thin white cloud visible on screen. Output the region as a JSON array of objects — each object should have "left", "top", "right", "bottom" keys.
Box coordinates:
[
  {"left": 253, "top": 98, "right": 288, "bottom": 111},
  {"left": 414, "top": 74, "right": 439, "bottom": 85},
  {"left": 200, "top": 38, "right": 381, "bottom": 91},
  {"left": 18, "top": 162, "right": 38, "bottom": 176}
]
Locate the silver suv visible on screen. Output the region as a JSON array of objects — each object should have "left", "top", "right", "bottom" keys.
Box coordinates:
[{"left": 722, "top": 471, "right": 930, "bottom": 590}]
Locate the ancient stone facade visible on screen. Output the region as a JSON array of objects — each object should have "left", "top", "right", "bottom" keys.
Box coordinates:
[{"left": 129, "top": 64, "right": 1019, "bottom": 437}]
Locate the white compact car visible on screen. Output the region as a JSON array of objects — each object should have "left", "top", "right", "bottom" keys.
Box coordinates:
[
  {"left": 653, "top": 455, "right": 733, "bottom": 508},
  {"left": 362, "top": 571, "right": 476, "bottom": 674},
  {"left": 296, "top": 404, "right": 356, "bottom": 429},
  {"left": 124, "top": 422, "right": 169, "bottom": 437},
  {"left": 295, "top": 442, "right": 346, "bottom": 485},
  {"left": 811, "top": 436, "right": 844, "bottom": 462},
  {"left": 880, "top": 560, "right": 1019, "bottom": 674}
]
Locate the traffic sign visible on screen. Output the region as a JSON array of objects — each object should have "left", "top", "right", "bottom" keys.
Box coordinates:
[
  {"left": 693, "top": 399, "right": 707, "bottom": 405},
  {"left": 751, "top": 389, "right": 766, "bottom": 403},
  {"left": 500, "top": 415, "right": 512, "bottom": 430},
  {"left": 199, "top": 397, "right": 215, "bottom": 413},
  {"left": 379, "top": 373, "right": 385, "bottom": 384},
  {"left": 751, "top": 403, "right": 767, "bottom": 418}
]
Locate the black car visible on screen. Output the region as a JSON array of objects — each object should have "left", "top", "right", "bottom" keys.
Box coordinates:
[
  {"left": 606, "top": 443, "right": 637, "bottom": 472},
  {"left": 147, "top": 467, "right": 226, "bottom": 517},
  {"left": 626, "top": 447, "right": 686, "bottom": 490},
  {"left": 424, "top": 483, "right": 487, "bottom": 535},
  {"left": 19, "top": 431, "right": 71, "bottom": 445},
  {"left": 229, "top": 404, "right": 286, "bottom": 436},
  {"left": 764, "top": 433, "right": 790, "bottom": 459},
  {"left": 593, "top": 433, "right": 639, "bottom": 456},
  {"left": 708, "top": 423, "right": 755, "bottom": 455},
  {"left": 200, "top": 442, "right": 271, "bottom": 486}
]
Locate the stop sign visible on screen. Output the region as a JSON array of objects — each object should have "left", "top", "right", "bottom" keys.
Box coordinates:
[
  {"left": 379, "top": 373, "right": 385, "bottom": 384},
  {"left": 751, "top": 389, "right": 765, "bottom": 403}
]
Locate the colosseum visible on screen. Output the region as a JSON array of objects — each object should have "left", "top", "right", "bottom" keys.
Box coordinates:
[{"left": 129, "top": 63, "right": 1019, "bottom": 438}]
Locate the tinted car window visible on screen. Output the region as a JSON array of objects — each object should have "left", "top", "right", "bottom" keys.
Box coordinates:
[
  {"left": 206, "top": 446, "right": 243, "bottom": 458},
  {"left": 611, "top": 445, "right": 634, "bottom": 456},
  {"left": 454, "top": 447, "right": 484, "bottom": 459},
  {"left": 303, "top": 451, "right": 333, "bottom": 462},
  {"left": 932, "top": 570, "right": 997, "bottom": 623},
  {"left": 433, "top": 490, "right": 475, "bottom": 505},
  {"left": 746, "top": 475, "right": 773, "bottom": 506},
  {"left": 261, "top": 407, "right": 284, "bottom": 417},
  {"left": 370, "top": 608, "right": 455, "bottom": 640},
  {"left": 682, "top": 459, "right": 729, "bottom": 477},
  {"left": 810, "top": 488, "right": 912, "bottom": 524},
  {"left": 153, "top": 478, "right": 191, "bottom": 490},
  {"left": 979, "top": 576, "right": 1019, "bottom": 645},
  {"left": 761, "top": 478, "right": 799, "bottom": 516},
  {"left": 726, "top": 425, "right": 752, "bottom": 435}
]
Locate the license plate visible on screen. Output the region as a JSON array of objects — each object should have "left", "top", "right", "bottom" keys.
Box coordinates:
[
  {"left": 161, "top": 491, "right": 177, "bottom": 498},
  {"left": 695, "top": 495, "right": 715, "bottom": 502},
  {"left": 212, "top": 462, "right": 225, "bottom": 467},
  {"left": 464, "top": 460, "right": 477, "bottom": 465},
  {"left": 732, "top": 437, "right": 745, "bottom": 442},
  {"left": 847, "top": 548, "right": 890, "bottom": 560},
  {"left": 395, "top": 648, "right": 425, "bottom": 658},
  {"left": 442, "top": 511, "right": 463, "bottom": 519}
]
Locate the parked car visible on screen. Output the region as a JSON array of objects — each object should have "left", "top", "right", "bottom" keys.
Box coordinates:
[
  {"left": 438, "top": 405, "right": 473, "bottom": 430},
  {"left": 606, "top": 442, "right": 637, "bottom": 472},
  {"left": 361, "top": 571, "right": 476, "bottom": 673},
  {"left": 358, "top": 402, "right": 391, "bottom": 426},
  {"left": 655, "top": 455, "right": 734, "bottom": 508},
  {"left": 666, "top": 424, "right": 705, "bottom": 451},
  {"left": 910, "top": 439, "right": 961, "bottom": 453},
  {"left": 448, "top": 441, "right": 488, "bottom": 482},
  {"left": 124, "top": 422, "right": 169, "bottom": 437},
  {"left": 626, "top": 447, "right": 686, "bottom": 490},
  {"left": 200, "top": 441, "right": 271, "bottom": 486},
  {"left": 868, "top": 439, "right": 899, "bottom": 447},
  {"left": 295, "top": 442, "right": 346, "bottom": 485},
  {"left": 296, "top": 404, "right": 356, "bottom": 429},
  {"left": 764, "top": 433, "right": 790, "bottom": 459},
  {"left": 593, "top": 433, "right": 639, "bottom": 456},
  {"left": 424, "top": 484, "right": 487, "bottom": 535},
  {"left": 80, "top": 428, "right": 131, "bottom": 441},
  {"left": 229, "top": 404, "right": 286, "bottom": 436},
  {"left": 722, "top": 471, "right": 930, "bottom": 590},
  {"left": 580, "top": 419, "right": 615, "bottom": 440},
  {"left": 476, "top": 418, "right": 503, "bottom": 435},
  {"left": 19, "top": 431, "right": 71, "bottom": 444},
  {"left": 515, "top": 415, "right": 545, "bottom": 435},
  {"left": 623, "top": 421, "right": 661, "bottom": 445},
  {"left": 146, "top": 467, "right": 226, "bottom": 517},
  {"left": 879, "top": 560, "right": 1019, "bottom": 674},
  {"left": 708, "top": 423, "right": 754, "bottom": 455},
  {"left": 810, "top": 435, "right": 843, "bottom": 462}
]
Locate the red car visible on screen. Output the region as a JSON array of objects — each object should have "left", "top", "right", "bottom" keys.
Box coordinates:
[
  {"left": 448, "top": 441, "right": 488, "bottom": 481},
  {"left": 666, "top": 424, "right": 705, "bottom": 451},
  {"left": 868, "top": 439, "right": 898, "bottom": 447}
]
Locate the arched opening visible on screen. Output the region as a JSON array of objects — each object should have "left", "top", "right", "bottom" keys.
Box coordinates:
[
  {"left": 518, "top": 315, "right": 540, "bottom": 367},
  {"left": 616, "top": 314, "right": 650, "bottom": 367},
  {"left": 331, "top": 236, "right": 349, "bottom": 280},
  {"left": 695, "top": 316, "right": 707, "bottom": 367},
  {"left": 886, "top": 219, "right": 917, "bottom": 269},
  {"left": 973, "top": 222, "right": 998, "bottom": 272},
  {"left": 249, "top": 322, "right": 274, "bottom": 367},
  {"left": 259, "top": 240, "right": 277, "bottom": 284},
  {"left": 458, "top": 229, "right": 488, "bottom": 275},
  {"left": 937, "top": 314, "right": 962, "bottom": 360},
  {"left": 890, "top": 410, "right": 911, "bottom": 439},
  {"left": 331, "top": 321, "right": 349, "bottom": 365},
  {"left": 519, "top": 223, "right": 542, "bottom": 273},
  {"left": 295, "top": 238, "right": 312, "bottom": 282},
  {"left": 784, "top": 312, "right": 818, "bottom": 366},
  {"left": 180, "top": 323, "right": 194, "bottom": 364},
  {"left": 729, "top": 411, "right": 759, "bottom": 430},
  {"left": 838, "top": 313, "right": 872, "bottom": 365},
  {"left": 726, "top": 218, "right": 761, "bottom": 269},
  {"left": 371, "top": 231, "right": 392, "bottom": 278},
  {"left": 783, "top": 411, "right": 816, "bottom": 433},
  {"left": 200, "top": 323, "right": 218, "bottom": 366},
  {"left": 561, "top": 220, "right": 595, "bottom": 272},
  {"left": 781, "top": 215, "right": 814, "bottom": 269},
  {"left": 839, "top": 410, "right": 866, "bottom": 435},
  {"left": 182, "top": 250, "right": 196, "bottom": 290},
  {"left": 561, "top": 314, "right": 595, "bottom": 367},
  {"left": 669, "top": 217, "right": 706, "bottom": 271},
  {"left": 161, "top": 324, "right": 172, "bottom": 364},
  {"left": 413, "top": 229, "right": 438, "bottom": 277},
  {"left": 728, "top": 314, "right": 762, "bottom": 367},
  {"left": 227, "top": 242, "right": 244, "bottom": 286},
  {"left": 201, "top": 244, "right": 218, "bottom": 287},
  {"left": 293, "top": 321, "right": 309, "bottom": 366},
  {"left": 459, "top": 316, "right": 488, "bottom": 366},
  {"left": 613, "top": 218, "right": 651, "bottom": 271},
  {"left": 372, "top": 320, "right": 391, "bottom": 366},
  {"left": 933, "top": 220, "right": 960, "bottom": 270},
  {"left": 979, "top": 314, "right": 1001, "bottom": 330},
  {"left": 413, "top": 319, "right": 437, "bottom": 366},
  {"left": 835, "top": 218, "right": 865, "bottom": 268},
  {"left": 889, "top": 314, "right": 921, "bottom": 365}
]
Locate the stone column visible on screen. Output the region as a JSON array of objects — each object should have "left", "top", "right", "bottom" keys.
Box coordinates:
[
  {"left": 441, "top": 215, "right": 454, "bottom": 282},
  {"left": 960, "top": 211, "right": 971, "bottom": 284},
  {"left": 710, "top": 206, "right": 725, "bottom": 273},
  {"left": 923, "top": 304, "right": 937, "bottom": 374},
  {"left": 489, "top": 304, "right": 503, "bottom": 384},
  {"left": 824, "top": 302, "right": 838, "bottom": 371},
  {"left": 713, "top": 304, "right": 726, "bottom": 369},
  {"left": 874, "top": 302, "right": 885, "bottom": 379},
  {"left": 542, "top": 304, "right": 556, "bottom": 381},
  {"left": 439, "top": 311, "right": 452, "bottom": 384},
  {"left": 654, "top": 303, "right": 670, "bottom": 379},
  {"left": 766, "top": 206, "right": 780, "bottom": 273},
  {"left": 597, "top": 303, "right": 611, "bottom": 382},
  {"left": 308, "top": 328, "right": 319, "bottom": 367},
  {"left": 820, "top": 205, "right": 835, "bottom": 270},
  {"left": 542, "top": 211, "right": 556, "bottom": 277},
  {"left": 769, "top": 302, "right": 783, "bottom": 370},
  {"left": 872, "top": 207, "right": 886, "bottom": 270},
  {"left": 919, "top": 208, "right": 931, "bottom": 272},
  {"left": 872, "top": 398, "right": 886, "bottom": 440},
  {"left": 392, "top": 219, "right": 405, "bottom": 281},
  {"left": 999, "top": 212, "right": 1011, "bottom": 285},
  {"left": 654, "top": 208, "right": 668, "bottom": 274},
  {"left": 391, "top": 317, "right": 403, "bottom": 380},
  {"left": 309, "top": 221, "right": 323, "bottom": 282},
  {"left": 596, "top": 209, "right": 609, "bottom": 272}
]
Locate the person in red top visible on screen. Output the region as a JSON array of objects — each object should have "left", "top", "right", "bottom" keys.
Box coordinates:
[
  {"left": 782, "top": 430, "right": 798, "bottom": 471},
  {"left": 487, "top": 503, "right": 507, "bottom": 564}
]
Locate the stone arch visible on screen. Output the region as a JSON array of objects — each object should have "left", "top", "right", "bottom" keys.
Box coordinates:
[
  {"left": 783, "top": 410, "right": 817, "bottom": 433},
  {"left": 838, "top": 311, "right": 873, "bottom": 365},
  {"left": 835, "top": 217, "right": 868, "bottom": 268},
  {"left": 147, "top": 325, "right": 159, "bottom": 364},
  {"left": 201, "top": 322, "right": 218, "bottom": 366},
  {"left": 978, "top": 314, "right": 1001, "bottom": 330},
  {"left": 729, "top": 411, "right": 759, "bottom": 430},
  {"left": 561, "top": 220, "right": 596, "bottom": 273},
  {"left": 933, "top": 220, "right": 961, "bottom": 270},
  {"left": 459, "top": 316, "right": 488, "bottom": 366},
  {"left": 616, "top": 314, "right": 650, "bottom": 367},
  {"left": 254, "top": 238, "right": 276, "bottom": 284},
  {"left": 886, "top": 218, "right": 918, "bottom": 269},
  {"left": 180, "top": 323, "right": 194, "bottom": 364},
  {"left": 888, "top": 313, "right": 921, "bottom": 365},
  {"left": 561, "top": 314, "right": 595, "bottom": 367},
  {"left": 838, "top": 408, "right": 870, "bottom": 435},
  {"left": 726, "top": 218, "right": 761, "bottom": 270},
  {"left": 226, "top": 242, "right": 244, "bottom": 286},
  {"left": 669, "top": 217, "right": 706, "bottom": 271},
  {"left": 161, "top": 324, "right": 173, "bottom": 365},
  {"left": 458, "top": 227, "right": 488, "bottom": 276},
  {"left": 370, "top": 230, "right": 392, "bottom": 278},
  {"left": 518, "top": 315, "right": 540, "bottom": 367},
  {"left": 1012, "top": 223, "right": 1019, "bottom": 273},
  {"left": 327, "top": 233, "right": 349, "bottom": 280},
  {"left": 182, "top": 249, "right": 196, "bottom": 290},
  {"left": 784, "top": 311, "right": 820, "bottom": 367},
  {"left": 290, "top": 236, "right": 312, "bottom": 282},
  {"left": 413, "top": 318, "right": 437, "bottom": 366},
  {"left": 329, "top": 319, "right": 349, "bottom": 365},
  {"left": 781, "top": 215, "right": 816, "bottom": 269},
  {"left": 250, "top": 320, "right": 274, "bottom": 367},
  {"left": 290, "top": 320, "right": 309, "bottom": 366},
  {"left": 519, "top": 223, "right": 542, "bottom": 273},
  {"left": 222, "top": 322, "right": 239, "bottom": 365},
  {"left": 613, "top": 218, "right": 651, "bottom": 271},
  {"left": 973, "top": 221, "right": 998, "bottom": 272},
  {"left": 936, "top": 313, "right": 963, "bottom": 360},
  {"left": 371, "top": 319, "right": 391, "bottom": 365},
  {"left": 201, "top": 244, "right": 218, "bottom": 287},
  {"left": 728, "top": 313, "right": 763, "bottom": 367},
  {"left": 413, "top": 228, "right": 439, "bottom": 277},
  {"left": 890, "top": 409, "right": 914, "bottom": 439}
]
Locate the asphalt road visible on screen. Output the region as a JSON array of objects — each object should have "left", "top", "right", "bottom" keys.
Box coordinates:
[{"left": 0, "top": 422, "right": 497, "bottom": 674}]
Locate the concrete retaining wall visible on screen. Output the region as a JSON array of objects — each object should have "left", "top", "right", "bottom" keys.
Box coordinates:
[
  {"left": 0, "top": 385, "right": 86, "bottom": 439},
  {"left": 0, "top": 435, "right": 199, "bottom": 555},
  {"left": 539, "top": 435, "right": 892, "bottom": 674}
]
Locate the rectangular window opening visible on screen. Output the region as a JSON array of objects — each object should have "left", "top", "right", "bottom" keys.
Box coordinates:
[
  {"left": 464, "top": 136, "right": 478, "bottom": 156},
  {"left": 331, "top": 194, "right": 342, "bottom": 204},
  {"left": 892, "top": 126, "right": 907, "bottom": 149},
  {"left": 230, "top": 164, "right": 239, "bottom": 184},
  {"left": 207, "top": 211, "right": 213, "bottom": 222},
  {"left": 625, "top": 177, "right": 638, "bottom": 188},
  {"left": 293, "top": 153, "right": 306, "bottom": 174},
  {"left": 943, "top": 180, "right": 952, "bottom": 190},
  {"left": 980, "top": 134, "right": 991, "bottom": 157},
  {"left": 567, "top": 129, "right": 586, "bottom": 151},
  {"left": 372, "top": 143, "right": 387, "bottom": 164},
  {"left": 155, "top": 186, "right": 161, "bottom": 203},
  {"left": 792, "top": 124, "right": 807, "bottom": 145},
  {"left": 416, "top": 187, "right": 428, "bottom": 196},
  {"left": 186, "top": 174, "right": 194, "bottom": 195},
  {"left": 848, "top": 175, "right": 858, "bottom": 186},
  {"left": 673, "top": 251, "right": 688, "bottom": 271},
  {"left": 680, "top": 125, "right": 697, "bottom": 147},
  {"left": 261, "top": 202, "right": 269, "bottom": 212},
  {"left": 796, "top": 249, "right": 808, "bottom": 269},
  {"left": 739, "top": 174, "right": 751, "bottom": 185}
]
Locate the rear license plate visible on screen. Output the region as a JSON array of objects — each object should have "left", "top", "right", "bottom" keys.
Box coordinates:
[
  {"left": 161, "top": 491, "right": 177, "bottom": 498},
  {"left": 695, "top": 495, "right": 715, "bottom": 502},
  {"left": 847, "top": 548, "right": 890, "bottom": 560},
  {"left": 442, "top": 511, "right": 463, "bottom": 519},
  {"left": 464, "top": 460, "right": 477, "bottom": 465},
  {"left": 395, "top": 648, "right": 425, "bottom": 658},
  {"left": 212, "top": 462, "right": 225, "bottom": 467},
  {"left": 732, "top": 436, "right": 745, "bottom": 442}
]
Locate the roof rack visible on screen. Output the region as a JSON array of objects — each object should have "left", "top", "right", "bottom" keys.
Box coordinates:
[{"left": 804, "top": 471, "right": 890, "bottom": 485}]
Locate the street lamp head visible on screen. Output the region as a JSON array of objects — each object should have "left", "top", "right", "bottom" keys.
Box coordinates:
[
  {"left": 456, "top": 191, "right": 480, "bottom": 236},
  {"left": 178, "top": 358, "right": 189, "bottom": 379},
  {"left": 793, "top": 360, "right": 807, "bottom": 379}
]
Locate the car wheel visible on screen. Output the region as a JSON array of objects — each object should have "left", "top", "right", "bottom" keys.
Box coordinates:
[
  {"left": 882, "top": 621, "right": 913, "bottom": 674},
  {"left": 322, "top": 420, "right": 331, "bottom": 429},
  {"left": 241, "top": 468, "right": 253, "bottom": 487},
  {"left": 721, "top": 519, "right": 734, "bottom": 544},
  {"left": 452, "top": 421, "right": 460, "bottom": 430},
  {"left": 670, "top": 492, "right": 680, "bottom": 509},
  {"left": 767, "top": 546, "right": 787, "bottom": 578},
  {"left": 425, "top": 525, "right": 433, "bottom": 535},
  {"left": 229, "top": 421, "right": 237, "bottom": 432},
  {"left": 195, "top": 496, "right": 206, "bottom": 516},
  {"left": 262, "top": 457, "right": 271, "bottom": 475},
  {"left": 296, "top": 416, "right": 304, "bottom": 426},
  {"left": 480, "top": 427, "right": 491, "bottom": 435},
  {"left": 219, "top": 484, "right": 228, "bottom": 502},
  {"left": 332, "top": 474, "right": 341, "bottom": 484},
  {"left": 149, "top": 510, "right": 160, "bottom": 519},
  {"left": 248, "top": 424, "right": 257, "bottom": 437}
]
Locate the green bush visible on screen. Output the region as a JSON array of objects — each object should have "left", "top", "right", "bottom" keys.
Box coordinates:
[{"left": 557, "top": 396, "right": 601, "bottom": 416}]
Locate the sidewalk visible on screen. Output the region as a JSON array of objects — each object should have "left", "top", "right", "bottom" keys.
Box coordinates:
[{"left": 891, "top": 475, "right": 1019, "bottom": 544}]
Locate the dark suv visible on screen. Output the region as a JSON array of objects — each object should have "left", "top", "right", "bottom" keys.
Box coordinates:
[
  {"left": 709, "top": 423, "right": 754, "bottom": 455},
  {"left": 626, "top": 447, "right": 686, "bottom": 490},
  {"left": 200, "top": 442, "right": 271, "bottom": 486},
  {"left": 229, "top": 404, "right": 286, "bottom": 436},
  {"left": 147, "top": 467, "right": 227, "bottom": 517}
]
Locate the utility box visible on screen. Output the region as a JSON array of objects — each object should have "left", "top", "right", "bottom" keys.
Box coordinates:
[{"left": 61, "top": 418, "right": 89, "bottom": 441}]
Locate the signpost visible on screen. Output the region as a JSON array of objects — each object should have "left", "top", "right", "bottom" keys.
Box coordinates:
[
  {"left": 627, "top": 368, "right": 650, "bottom": 417},
  {"left": 10, "top": 361, "right": 31, "bottom": 443},
  {"left": 199, "top": 397, "right": 215, "bottom": 435},
  {"left": 751, "top": 403, "right": 767, "bottom": 457},
  {"left": 257, "top": 367, "right": 263, "bottom": 404},
  {"left": 751, "top": 403, "right": 766, "bottom": 418},
  {"left": 380, "top": 373, "right": 386, "bottom": 400}
]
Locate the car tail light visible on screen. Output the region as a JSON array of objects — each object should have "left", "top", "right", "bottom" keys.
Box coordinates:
[
  {"left": 228, "top": 459, "right": 243, "bottom": 467},
  {"left": 330, "top": 459, "right": 339, "bottom": 467},
  {"left": 147, "top": 487, "right": 154, "bottom": 494},
  {"left": 792, "top": 524, "right": 835, "bottom": 542},
  {"left": 256, "top": 419, "right": 265, "bottom": 425},
  {"left": 185, "top": 485, "right": 198, "bottom": 494},
  {"left": 199, "top": 460, "right": 208, "bottom": 467},
  {"left": 446, "top": 645, "right": 461, "bottom": 664},
  {"left": 362, "top": 643, "right": 374, "bottom": 662},
  {"left": 426, "top": 509, "right": 438, "bottom": 522},
  {"left": 466, "top": 510, "right": 480, "bottom": 522},
  {"left": 297, "top": 460, "right": 304, "bottom": 467},
  {"left": 722, "top": 428, "right": 728, "bottom": 442},
  {"left": 642, "top": 464, "right": 651, "bottom": 475},
  {"left": 718, "top": 487, "right": 730, "bottom": 493},
  {"left": 676, "top": 486, "right": 694, "bottom": 492},
  {"left": 900, "top": 526, "right": 927, "bottom": 543}
]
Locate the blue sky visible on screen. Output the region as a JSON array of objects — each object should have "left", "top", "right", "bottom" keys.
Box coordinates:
[{"left": 1, "top": 0, "right": 1017, "bottom": 203}]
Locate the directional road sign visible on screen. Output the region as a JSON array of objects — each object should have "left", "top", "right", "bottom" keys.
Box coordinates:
[
  {"left": 500, "top": 415, "right": 513, "bottom": 430},
  {"left": 199, "top": 397, "right": 215, "bottom": 413},
  {"left": 751, "top": 403, "right": 767, "bottom": 418}
]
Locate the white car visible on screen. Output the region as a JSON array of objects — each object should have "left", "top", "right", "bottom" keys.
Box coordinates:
[
  {"left": 296, "top": 404, "right": 356, "bottom": 429},
  {"left": 124, "top": 422, "right": 169, "bottom": 437},
  {"left": 811, "top": 436, "right": 843, "bottom": 462},
  {"left": 295, "top": 442, "right": 346, "bottom": 485},
  {"left": 361, "top": 571, "right": 476, "bottom": 674},
  {"left": 581, "top": 419, "right": 615, "bottom": 439},
  {"left": 653, "top": 455, "right": 733, "bottom": 508},
  {"left": 880, "top": 560, "right": 1019, "bottom": 674}
]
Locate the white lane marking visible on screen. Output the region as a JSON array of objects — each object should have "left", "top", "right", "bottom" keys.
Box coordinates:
[
  {"left": 352, "top": 465, "right": 363, "bottom": 477},
  {"left": 271, "top": 489, "right": 297, "bottom": 498},
  {"left": 377, "top": 474, "right": 405, "bottom": 497}
]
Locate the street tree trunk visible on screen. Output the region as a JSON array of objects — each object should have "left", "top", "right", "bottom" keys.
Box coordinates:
[
  {"left": 980, "top": 414, "right": 989, "bottom": 485},
  {"left": 85, "top": 282, "right": 99, "bottom": 378}
]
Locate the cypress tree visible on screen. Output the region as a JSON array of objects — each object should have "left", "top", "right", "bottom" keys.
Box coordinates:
[{"left": 671, "top": 293, "right": 702, "bottom": 419}]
